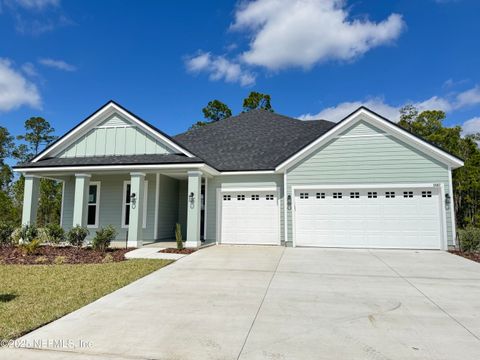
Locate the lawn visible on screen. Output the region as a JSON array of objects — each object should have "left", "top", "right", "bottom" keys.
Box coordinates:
[{"left": 0, "top": 259, "right": 172, "bottom": 340}]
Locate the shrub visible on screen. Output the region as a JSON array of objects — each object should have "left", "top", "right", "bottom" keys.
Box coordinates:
[
  {"left": 92, "top": 225, "right": 117, "bottom": 252},
  {"left": 19, "top": 238, "right": 42, "bottom": 255},
  {"left": 19, "top": 224, "right": 38, "bottom": 244},
  {"left": 45, "top": 224, "right": 65, "bottom": 244},
  {"left": 67, "top": 226, "right": 89, "bottom": 247},
  {"left": 102, "top": 253, "right": 114, "bottom": 263},
  {"left": 0, "top": 223, "right": 14, "bottom": 246},
  {"left": 175, "top": 223, "right": 183, "bottom": 250},
  {"left": 11, "top": 227, "right": 22, "bottom": 245},
  {"left": 458, "top": 227, "right": 480, "bottom": 252}
]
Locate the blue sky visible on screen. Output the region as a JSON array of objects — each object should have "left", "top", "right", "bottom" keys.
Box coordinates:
[{"left": 1, "top": 0, "right": 480, "bottom": 146}]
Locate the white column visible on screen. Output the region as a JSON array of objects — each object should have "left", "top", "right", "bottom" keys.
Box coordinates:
[
  {"left": 72, "top": 174, "right": 91, "bottom": 227},
  {"left": 128, "top": 172, "right": 145, "bottom": 248},
  {"left": 186, "top": 171, "right": 202, "bottom": 248},
  {"left": 22, "top": 175, "right": 40, "bottom": 225}
]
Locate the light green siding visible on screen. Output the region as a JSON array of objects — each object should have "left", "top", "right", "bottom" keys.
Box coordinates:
[
  {"left": 61, "top": 174, "right": 157, "bottom": 242},
  {"left": 58, "top": 114, "right": 175, "bottom": 158},
  {"left": 286, "top": 120, "right": 453, "bottom": 246},
  {"left": 157, "top": 175, "right": 180, "bottom": 240},
  {"left": 205, "top": 174, "right": 285, "bottom": 243}
]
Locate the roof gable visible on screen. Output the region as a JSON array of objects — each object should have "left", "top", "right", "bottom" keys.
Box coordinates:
[
  {"left": 276, "top": 107, "right": 464, "bottom": 171},
  {"left": 32, "top": 101, "right": 194, "bottom": 162}
]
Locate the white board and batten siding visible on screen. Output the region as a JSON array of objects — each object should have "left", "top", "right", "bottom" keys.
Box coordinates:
[
  {"left": 286, "top": 121, "right": 453, "bottom": 248},
  {"left": 58, "top": 114, "right": 175, "bottom": 158}
]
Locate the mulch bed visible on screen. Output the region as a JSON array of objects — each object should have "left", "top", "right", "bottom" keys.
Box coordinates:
[
  {"left": 0, "top": 246, "right": 133, "bottom": 265},
  {"left": 158, "top": 248, "right": 197, "bottom": 255},
  {"left": 449, "top": 250, "right": 480, "bottom": 263}
]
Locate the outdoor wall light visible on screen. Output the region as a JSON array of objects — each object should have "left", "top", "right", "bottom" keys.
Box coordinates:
[
  {"left": 287, "top": 194, "right": 292, "bottom": 210},
  {"left": 131, "top": 192, "right": 137, "bottom": 209},
  {"left": 189, "top": 192, "right": 195, "bottom": 207},
  {"left": 445, "top": 193, "right": 451, "bottom": 210}
]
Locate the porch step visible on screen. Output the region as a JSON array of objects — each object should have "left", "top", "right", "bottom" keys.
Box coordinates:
[{"left": 125, "top": 247, "right": 186, "bottom": 260}]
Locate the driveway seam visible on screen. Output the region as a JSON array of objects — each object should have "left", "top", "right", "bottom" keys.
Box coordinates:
[
  {"left": 369, "top": 250, "right": 480, "bottom": 342},
  {"left": 236, "top": 247, "right": 286, "bottom": 360}
]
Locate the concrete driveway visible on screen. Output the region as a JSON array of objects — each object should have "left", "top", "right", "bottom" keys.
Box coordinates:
[{"left": 2, "top": 246, "right": 480, "bottom": 359}]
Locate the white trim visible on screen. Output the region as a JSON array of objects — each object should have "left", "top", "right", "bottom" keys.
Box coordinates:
[
  {"left": 283, "top": 171, "right": 288, "bottom": 246},
  {"left": 75, "top": 173, "right": 91, "bottom": 178},
  {"left": 86, "top": 181, "right": 101, "bottom": 229},
  {"left": 220, "top": 186, "right": 278, "bottom": 192},
  {"left": 154, "top": 173, "right": 160, "bottom": 240},
  {"left": 335, "top": 133, "right": 388, "bottom": 139},
  {"left": 275, "top": 108, "right": 464, "bottom": 172},
  {"left": 204, "top": 177, "right": 208, "bottom": 240},
  {"left": 290, "top": 183, "right": 447, "bottom": 250},
  {"left": 121, "top": 180, "right": 148, "bottom": 229},
  {"left": 448, "top": 166, "right": 457, "bottom": 247},
  {"left": 95, "top": 125, "right": 135, "bottom": 129},
  {"left": 15, "top": 163, "right": 218, "bottom": 175},
  {"left": 60, "top": 180, "right": 65, "bottom": 227},
  {"left": 220, "top": 170, "right": 276, "bottom": 175},
  {"left": 31, "top": 102, "right": 194, "bottom": 162}
]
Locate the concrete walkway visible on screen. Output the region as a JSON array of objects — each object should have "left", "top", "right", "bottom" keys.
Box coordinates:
[{"left": 2, "top": 246, "right": 480, "bottom": 359}]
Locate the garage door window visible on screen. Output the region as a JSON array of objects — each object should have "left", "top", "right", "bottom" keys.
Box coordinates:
[
  {"left": 300, "top": 193, "right": 309, "bottom": 199},
  {"left": 223, "top": 195, "right": 231, "bottom": 201},
  {"left": 316, "top": 192, "right": 325, "bottom": 199},
  {"left": 386, "top": 191, "right": 395, "bottom": 198},
  {"left": 403, "top": 191, "right": 413, "bottom": 198},
  {"left": 266, "top": 194, "right": 275, "bottom": 200},
  {"left": 350, "top": 192, "right": 360, "bottom": 199},
  {"left": 237, "top": 195, "right": 245, "bottom": 201},
  {"left": 333, "top": 192, "right": 342, "bottom": 199},
  {"left": 251, "top": 194, "right": 259, "bottom": 200},
  {"left": 368, "top": 192, "right": 377, "bottom": 198},
  {"left": 422, "top": 191, "right": 432, "bottom": 198}
]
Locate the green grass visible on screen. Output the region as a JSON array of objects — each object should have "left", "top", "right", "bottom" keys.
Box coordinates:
[{"left": 0, "top": 259, "right": 172, "bottom": 340}]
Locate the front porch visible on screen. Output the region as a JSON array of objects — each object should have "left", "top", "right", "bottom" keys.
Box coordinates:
[{"left": 21, "top": 169, "right": 209, "bottom": 248}]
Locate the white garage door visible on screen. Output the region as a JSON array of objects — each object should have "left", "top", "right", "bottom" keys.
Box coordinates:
[
  {"left": 220, "top": 191, "right": 280, "bottom": 245},
  {"left": 294, "top": 187, "right": 442, "bottom": 249}
]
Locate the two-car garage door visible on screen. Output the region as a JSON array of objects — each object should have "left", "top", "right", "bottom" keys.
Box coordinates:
[{"left": 294, "top": 186, "right": 442, "bottom": 249}]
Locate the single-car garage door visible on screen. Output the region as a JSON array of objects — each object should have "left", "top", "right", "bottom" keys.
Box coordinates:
[
  {"left": 220, "top": 191, "right": 280, "bottom": 245},
  {"left": 294, "top": 186, "right": 442, "bottom": 249}
]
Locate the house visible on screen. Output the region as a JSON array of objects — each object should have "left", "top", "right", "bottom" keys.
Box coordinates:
[{"left": 14, "top": 101, "right": 464, "bottom": 250}]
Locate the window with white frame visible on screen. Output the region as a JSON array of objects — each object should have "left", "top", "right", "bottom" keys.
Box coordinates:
[
  {"left": 122, "top": 180, "right": 148, "bottom": 228},
  {"left": 87, "top": 182, "right": 100, "bottom": 227}
]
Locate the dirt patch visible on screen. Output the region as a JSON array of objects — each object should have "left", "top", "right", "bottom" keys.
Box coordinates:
[
  {"left": 158, "top": 248, "right": 197, "bottom": 255},
  {"left": 449, "top": 250, "right": 480, "bottom": 263},
  {"left": 0, "top": 246, "right": 133, "bottom": 265}
]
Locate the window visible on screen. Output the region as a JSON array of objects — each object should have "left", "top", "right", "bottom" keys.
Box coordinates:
[
  {"left": 223, "top": 195, "right": 231, "bottom": 201},
  {"left": 350, "top": 192, "right": 360, "bottom": 199},
  {"left": 316, "top": 192, "right": 325, "bottom": 199},
  {"left": 333, "top": 192, "right": 343, "bottom": 199},
  {"left": 403, "top": 191, "right": 413, "bottom": 198},
  {"left": 266, "top": 194, "right": 275, "bottom": 200},
  {"left": 422, "top": 191, "right": 432, "bottom": 198},
  {"left": 87, "top": 182, "right": 100, "bottom": 228},
  {"left": 386, "top": 191, "right": 395, "bottom": 198},
  {"left": 237, "top": 195, "right": 245, "bottom": 201},
  {"left": 122, "top": 181, "right": 148, "bottom": 228},
  {"left": 299, "top": 193, "right": 309, "bottom": 199},
  {"left": 251, "top": 194, "right": 259, "bottom": 200},
  {"left": 368, "top": 192, "right": 377, "bottom": 198}
]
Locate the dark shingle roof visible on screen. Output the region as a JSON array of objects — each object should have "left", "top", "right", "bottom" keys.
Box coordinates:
[
  {"left": 174, "top": 109, "right": 336, "bottom": 171},
  {"left": 16, "top": 154, "right": 203, "bottom": 168}
]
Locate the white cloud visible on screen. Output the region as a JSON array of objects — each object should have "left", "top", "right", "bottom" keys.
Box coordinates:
[
  {"left": 455, "top": 86, "right": 480, "bottom": 108},
  {"left": 185, "top": 52, "right": 255, "bottom": 86},
  {"left": 0, "top": 58, "right": 41, "bottom": 112},
  {"left": 7, "top": 0, "right": 59, "bottom": 11},
  {"left": 21, "top": 62, "right": 38, "bottom": 77},
  {"left": 38, "top": 58, "right": 76, "bottom": 71},
  {"left": 462, "top": 117, "right": 480, "bottom": 135},
  {"left": 232, "top": 0, "right": 405, "bottom": 70}
]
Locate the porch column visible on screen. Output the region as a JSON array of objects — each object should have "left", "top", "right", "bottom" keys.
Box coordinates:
[
  {"left": 128, "top": 172, "right": 145, "bottom": 248},
  {"left": 72, "top": 173, "right": 91, "bottom": 227},
  {"left": 186, "top": 171, "right": 202, "bottom": 248},
  {"left": 22, "top": 175, "right": 40, "bottom": 225}
]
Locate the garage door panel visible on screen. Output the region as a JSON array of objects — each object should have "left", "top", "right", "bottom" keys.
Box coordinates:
[{"left": 294, "top": 187, "right": 442, "bottom": 249}]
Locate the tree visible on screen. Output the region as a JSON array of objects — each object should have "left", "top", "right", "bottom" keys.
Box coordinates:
[
  {"left": 202, "top": 100, "right": 232, "bottom": 122},
  {"left": 398, "top": 105, "right": 480, "bottom": 228},
  {"left": 0, "top": 127, "right": 14, "bottom": 192},
  {"left": 242, "top": 91, "right": 274, "bottom": 112},
  {"left": 17, "top": 117, "right": 56, "bottom": 157}
]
